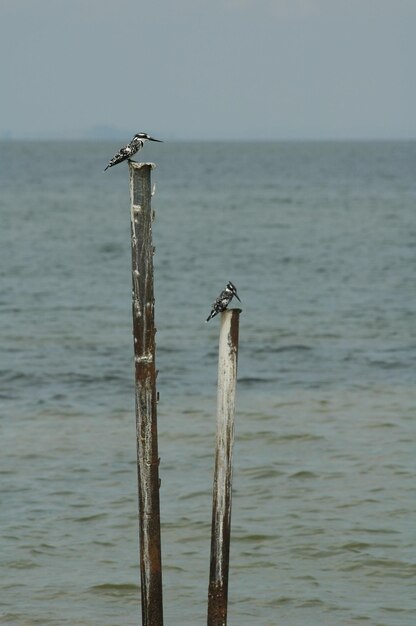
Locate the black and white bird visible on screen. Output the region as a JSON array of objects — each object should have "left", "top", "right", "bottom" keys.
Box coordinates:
[
  {"left": 104, "top": 132, "right": 163, "bottom": 171},
  {"left": 206, "top": 281, "right": 241, "bottom": 322}
]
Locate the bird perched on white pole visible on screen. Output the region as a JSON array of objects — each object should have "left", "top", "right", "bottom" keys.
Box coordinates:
[
  {"left": 104, "top": 132, "right": 163, "bottom": 171},
  {"left": 206, "top": 282, "right": 241, "bottom": 322}
]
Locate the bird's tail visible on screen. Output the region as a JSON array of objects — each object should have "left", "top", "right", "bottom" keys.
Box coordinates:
[{"left": 206, "top": 310, "right": 217, "bottom": 322}]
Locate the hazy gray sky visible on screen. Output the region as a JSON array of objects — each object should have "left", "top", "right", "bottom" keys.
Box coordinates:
[{"left": 1, "top": 0, "right": 415, "bottom": 139}]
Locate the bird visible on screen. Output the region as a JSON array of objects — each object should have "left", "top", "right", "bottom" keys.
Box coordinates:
[
  {"left": 104, "top": 132, "right": 163, "bottom": 171},
  {"left": 206, "top": 281, "right": 241, "bottom": 322}
]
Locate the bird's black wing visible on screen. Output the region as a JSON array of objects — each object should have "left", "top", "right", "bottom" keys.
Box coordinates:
[{"left": 104, "top": 145, "right": 134, "bottom": 171}]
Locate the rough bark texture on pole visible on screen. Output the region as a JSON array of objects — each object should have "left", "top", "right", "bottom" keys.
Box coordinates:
[
  {"left": 129, "top": 161, "right": 163, "bottom": 626},
  {"left": 208, "top": 308, "right": 241, "bottom": 626}
]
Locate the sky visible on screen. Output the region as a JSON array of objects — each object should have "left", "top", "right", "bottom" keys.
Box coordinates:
[{"left": 1, "top": 0, "right": 415, "bottom": 140}]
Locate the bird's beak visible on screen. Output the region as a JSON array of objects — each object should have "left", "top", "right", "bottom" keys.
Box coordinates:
[
  {"left": 235, "top": 293, "right": 242, "bottom": 303},
  {"left": 149, "top": 136, "right": 163, "bottom": 142}
]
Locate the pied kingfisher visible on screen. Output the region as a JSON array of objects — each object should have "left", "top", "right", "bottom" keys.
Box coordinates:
[
  {"left": 206, "top": 281, "right": 241, "bottom": 322},
  {"left": 104, "top": 132, "right": 163, "bottom": 171}
]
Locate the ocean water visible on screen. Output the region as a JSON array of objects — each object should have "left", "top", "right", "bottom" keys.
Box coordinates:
[{"left": 1, "top": 140, "right": 415, "bottom": 626}]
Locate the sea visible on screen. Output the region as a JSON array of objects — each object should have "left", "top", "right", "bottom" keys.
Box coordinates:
[{"left": 1, "top": 140, "right": 415, "bottom": 626}]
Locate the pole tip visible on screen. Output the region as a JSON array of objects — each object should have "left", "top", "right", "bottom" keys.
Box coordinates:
[{"left": 128, "top": 161, "right": 156, "bottom": 171}]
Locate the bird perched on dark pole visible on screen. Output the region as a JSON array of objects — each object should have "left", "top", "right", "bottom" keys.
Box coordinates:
[
  {"left": 104, "top": 132, "right": 163, "bottom": 171},
  {"left": 206, "top": 282, "right": 241, "bottom": 322}
]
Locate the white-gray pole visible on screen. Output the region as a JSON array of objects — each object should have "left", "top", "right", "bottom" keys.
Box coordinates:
[{"left": 208, "top": 308, "right": 241, "bottom": 626}]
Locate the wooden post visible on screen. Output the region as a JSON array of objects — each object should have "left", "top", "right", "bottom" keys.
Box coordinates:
[
  {"left": 129, "top": 161, "right": 163, "bottom": 626},
  {"left": 208, "top": 308, "right": 241, "bottom": 626}
]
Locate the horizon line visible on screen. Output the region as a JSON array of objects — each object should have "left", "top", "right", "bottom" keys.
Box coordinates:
[{"left": 1, "top": 135, "right": 416, "bottom": 143}]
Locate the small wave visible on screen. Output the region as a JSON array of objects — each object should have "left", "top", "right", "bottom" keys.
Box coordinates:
[
  {"left": 297, "top": 598, "right": 328, "bottom": 608},
  {"left": 255, "top": 344, "right": 312, "bottom": 355},
  {"left": 241, "top": 467, "right": 285, "bottom": 480},
  {"left": 89, "top": 583, "right": 139, "bottom": 597},
  {"left": 97, "top": 242, "right": 123, "bottom": 256},
  {"left": 367, "top": 358, "right": 411, "bottom": 370},
  {"left": 74, "top": 513, "right": 108, "bottom": 523},
  {"left": 273, "top": 344, "right": 312, "bottom": 353},
  {"left": 289, "top": 470, "right": 318, "bottom": 479},
  {"left": 7, "top": 560, "right": 40, "bottom": 569},
  {"left": 236, "top": 533, "right": 277, "bottom": 543},
  {"left": 238, "top": 376, "right": 277, "bottom": 385},
  {"left": 275, "top": 432, "right": 324, "bottom": 442},
  {"left": 340, "top": 541, "right": 371, "bottom": 552},
  {"left": 263, "top": 596, "right": 296, "bottom": 607}
]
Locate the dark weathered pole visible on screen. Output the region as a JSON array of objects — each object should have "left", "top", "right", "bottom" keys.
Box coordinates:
[
  {"left": 208, "top": 308, "right": 241, "bottom": 626},
  {"left": 129, "top": 161, "right": 163, "bottom": 626}
]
